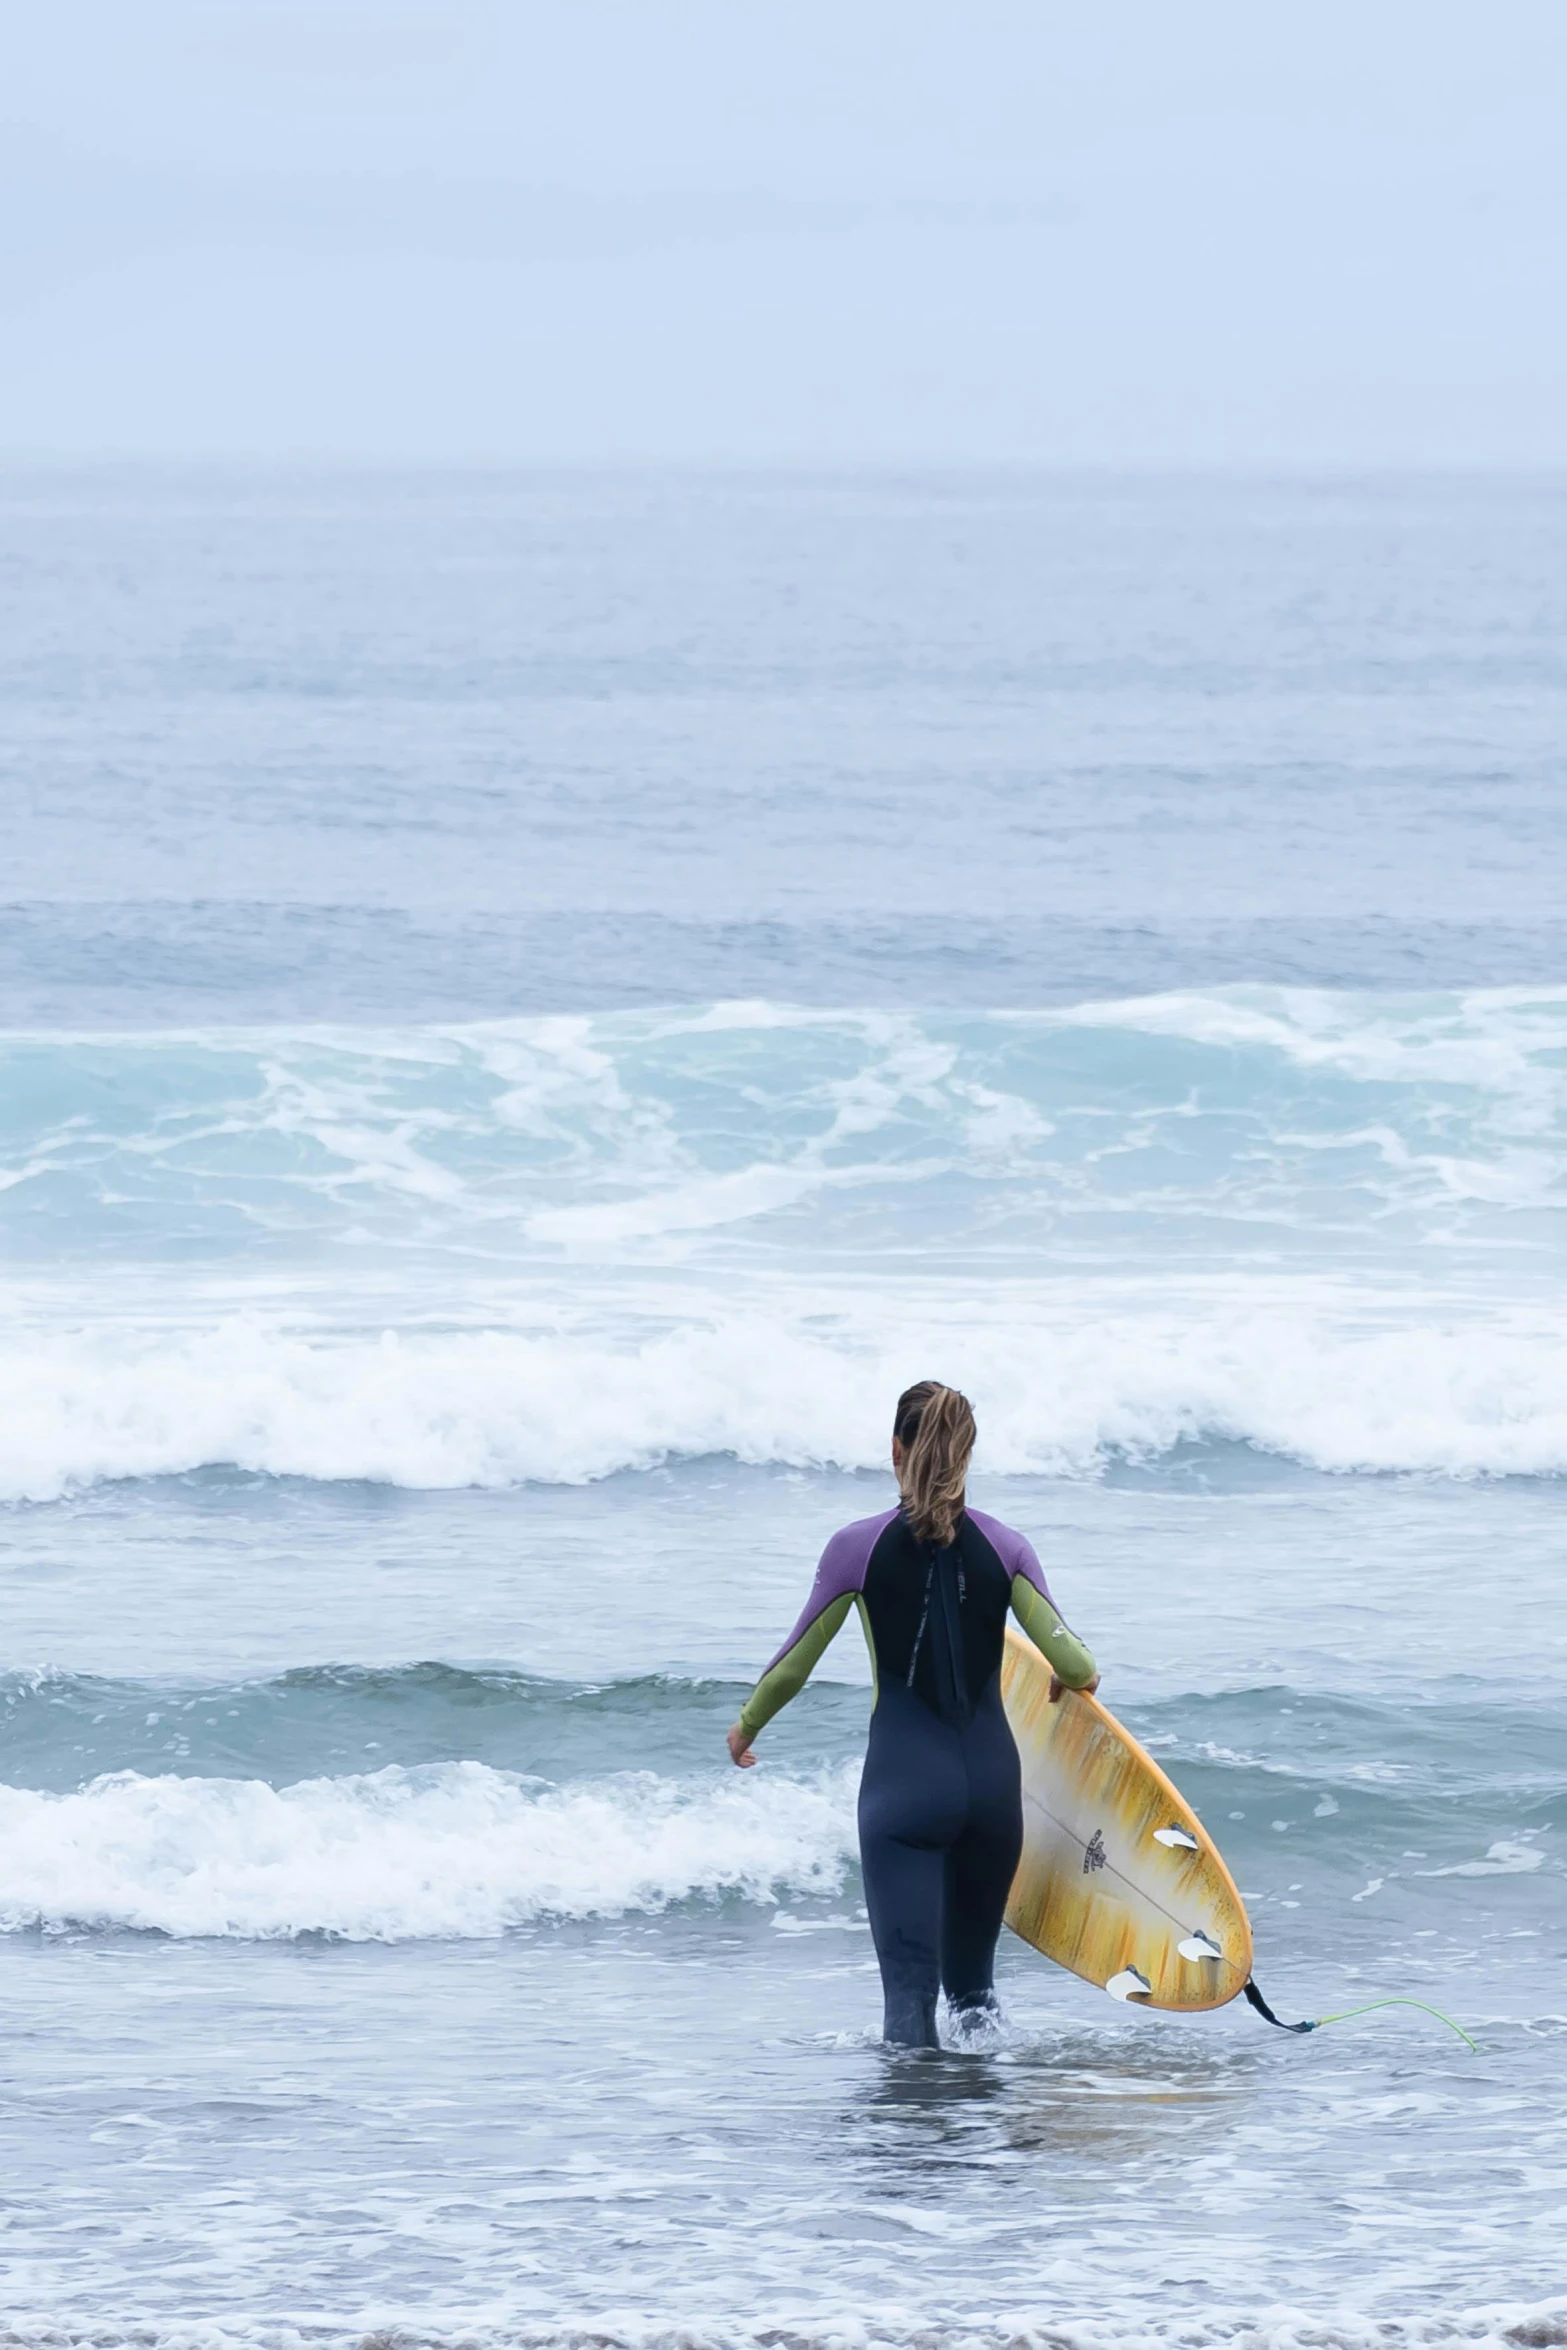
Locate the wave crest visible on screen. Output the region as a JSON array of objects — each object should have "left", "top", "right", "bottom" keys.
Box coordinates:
[
  {"left": 0, "top": 1760, "right": 858, "bottom": 1941},
  {"left": 6, "top": 1296, "right": 1567, "bottom": 1500}
]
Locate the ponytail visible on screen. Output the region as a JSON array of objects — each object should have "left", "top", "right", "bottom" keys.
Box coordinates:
[{"left": 893, "top": 1381, "right": 976, "bottom": 1548}]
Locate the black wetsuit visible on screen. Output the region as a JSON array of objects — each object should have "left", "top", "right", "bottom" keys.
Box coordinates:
[{"left": 739, "top": 1504, "right": 1097, "bottom": 2047}]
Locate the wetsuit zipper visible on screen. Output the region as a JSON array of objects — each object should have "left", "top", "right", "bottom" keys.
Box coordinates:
[{"left": 932, "top": 1545, "right": 970, "bottom": 1726}]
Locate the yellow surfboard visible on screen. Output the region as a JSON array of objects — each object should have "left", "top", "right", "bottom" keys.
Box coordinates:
[{"left": 1001, "top": 1626, "right": 1253, "bottom": 2011}]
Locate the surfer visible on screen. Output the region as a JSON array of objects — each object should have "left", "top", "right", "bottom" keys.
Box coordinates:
[{"left": 727, "top": 1381, "right": 1098, "bottom": 2049}]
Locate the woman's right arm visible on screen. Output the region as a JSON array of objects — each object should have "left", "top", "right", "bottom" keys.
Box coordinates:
[{"left": 727, "top": 1527, "right": 866, "bottom": 1765}]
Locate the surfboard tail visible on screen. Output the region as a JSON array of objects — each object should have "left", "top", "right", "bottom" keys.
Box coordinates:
[{"left": 1001, "top": 1627, "right": 1254, "bottom": 2013}]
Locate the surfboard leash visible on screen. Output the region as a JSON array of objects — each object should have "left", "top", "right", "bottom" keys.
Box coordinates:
[{"left": 1243, "top": 1977, "right": 1478, "bottom": 2051}]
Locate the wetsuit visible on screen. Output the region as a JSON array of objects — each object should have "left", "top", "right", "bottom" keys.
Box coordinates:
[{"left": 739, "top": 1504, "right": 1096, "bottom": 2048}]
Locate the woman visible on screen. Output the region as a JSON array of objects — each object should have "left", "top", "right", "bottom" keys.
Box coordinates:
[{"left": 727, "top": 1381, "right": 1099, "bottom": 2049}]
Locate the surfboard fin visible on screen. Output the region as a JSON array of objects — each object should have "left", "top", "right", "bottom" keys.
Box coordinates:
[{"left": 1106, "top": 1965, "right": 1154, "bottom": 2002}]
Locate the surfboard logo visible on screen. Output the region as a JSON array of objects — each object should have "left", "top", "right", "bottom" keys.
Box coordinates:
[{"left": 1083, "top": 1828, "right": 1108, "bottom": 1874}]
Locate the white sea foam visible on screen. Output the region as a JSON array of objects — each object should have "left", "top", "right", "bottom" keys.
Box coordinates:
[
  {"left": 1, "top": 2301, "right": 1564, "bottom": 2350},
  {"left": 0, "top": 1761, "right": 858, "bottom": 1940},
  {"left": 6, "top": 1285, "right": 1567, "bottom": 1500},
  {"left": 1056, "top": 982, "right": 1567, "bottom": 1103},
  {"left": 8, "top": 990, "right": 1567, "bottom": 1267},
  {"left": 6, "top": 989, "right": 1567, "bottom": 1499},
  {"left": 1421, "top": 1838, "right": 1547, "bottom": 1878}
]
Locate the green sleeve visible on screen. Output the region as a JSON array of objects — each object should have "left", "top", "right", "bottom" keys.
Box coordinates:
[
  {"left": 1010, "top": 1573, "right": 1097, "bottom": 1688},
  {"left": 739, "top": 1593, "right": 853, "bottom": 1737}
]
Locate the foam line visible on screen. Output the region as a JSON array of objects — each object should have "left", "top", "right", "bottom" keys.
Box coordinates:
[
  {"left": 0, "top": 1761, "right": 859, "bottom": 1940},
  {"left": 5, "top": 1296, "right": 1567, "bottom": 1499}
]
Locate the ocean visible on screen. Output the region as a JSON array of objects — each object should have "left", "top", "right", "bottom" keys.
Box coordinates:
[{"left": 0, "top": 469, "right": 1564, "bottom": 2350}]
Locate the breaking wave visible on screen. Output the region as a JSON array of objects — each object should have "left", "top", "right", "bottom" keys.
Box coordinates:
[
  {"left": 0, "top": 1759, "right": 858, "bottom": 1940},
  {"left": 6, "top": 988, "right": 1567, "bottom": 1499},
  {"left": 5, "top": 1292, "right": 1567, "bottom": 1500}
]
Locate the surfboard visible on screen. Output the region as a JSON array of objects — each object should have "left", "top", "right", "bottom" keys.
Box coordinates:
[{"left": 1000, "top": 1626, "right": 1252, "bottom": 2011}]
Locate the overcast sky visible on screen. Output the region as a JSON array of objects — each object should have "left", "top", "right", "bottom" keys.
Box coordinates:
[{"left": 4, "top": 1, "right": 1565, "bottom": 465}]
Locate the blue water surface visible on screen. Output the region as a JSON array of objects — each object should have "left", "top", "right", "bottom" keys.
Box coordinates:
[{"left": 0, "top": 469, "right": 1564, "bottom": 2350}]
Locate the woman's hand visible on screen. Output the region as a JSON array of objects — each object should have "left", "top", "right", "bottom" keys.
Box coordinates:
[
  {"left": 726, "top": 1721, "right": 757, "bottom": 1768},
  {"left": 1049, "top": 1672, "right": 1101, "bottom": 1704}
]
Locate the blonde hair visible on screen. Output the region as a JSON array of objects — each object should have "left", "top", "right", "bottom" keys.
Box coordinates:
[{"left": 894, "top": 1381, "right": 976, "bottom": 1548}]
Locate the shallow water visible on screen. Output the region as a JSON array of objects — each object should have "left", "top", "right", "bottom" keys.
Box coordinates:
[{"left": 0, "top": 471, "right": 1564, "bottom": 2349}]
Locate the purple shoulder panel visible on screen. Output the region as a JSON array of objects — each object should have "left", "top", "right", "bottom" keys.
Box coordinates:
[
  {"left": 965, "top": 1506, "right": 1053, "bottom": 1603},
  {"left": 758, "top": 1507, "right": 898, "bottom": 1676}
]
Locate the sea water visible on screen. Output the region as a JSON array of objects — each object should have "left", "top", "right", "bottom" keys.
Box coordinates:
[{"left": 0, "top": 471, "right": 1564, "bottom": 2350}]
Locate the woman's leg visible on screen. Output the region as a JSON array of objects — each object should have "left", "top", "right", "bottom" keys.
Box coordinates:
[
  {"left": 857, "top": 1686, "right": 966, "bottom": 2048},
  {"left": 940, "top": 1691, "right": 1024, "bottom": 2014},
  {"left": 859, "top": 1822, "right": 945, "bottom": 2046}
]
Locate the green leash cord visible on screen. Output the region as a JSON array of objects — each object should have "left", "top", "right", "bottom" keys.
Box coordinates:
[{"left": 1244, "top": 1979, "right": 1478, "bottom": 2052}]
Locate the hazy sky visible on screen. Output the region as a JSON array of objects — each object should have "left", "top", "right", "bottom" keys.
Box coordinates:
[{"left": 4, "top": 1, "right": 1566, "bottom": 464}]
